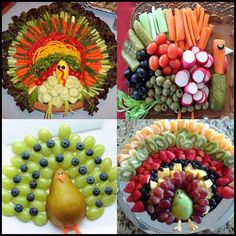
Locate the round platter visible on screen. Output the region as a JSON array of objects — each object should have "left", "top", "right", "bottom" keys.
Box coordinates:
[{"left": 118, "top": 123, "right": 234, "bottom": 234}]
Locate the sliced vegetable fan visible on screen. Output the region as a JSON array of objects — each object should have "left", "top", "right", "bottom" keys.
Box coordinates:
[{"left": 2, "top": 2, "right": 116, "bottom": 117}]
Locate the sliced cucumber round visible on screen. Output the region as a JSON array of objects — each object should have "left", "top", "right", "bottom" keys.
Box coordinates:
[
  {"left": 54, "top": 84, "right": 64, "bottom": 94},
  {"left": 69, "top": 88, "right": 79, "bottom": 97},
  {"left": 39, "top": 85, "right": 48, "bottom": 94},
  {"left": 52, "top": 97, "right": 63, "bottom": 107},
  {"left": 50, "top": 89, "right": 58, "bottom": 97},
  {"left": 48, "top": 76, "right": 58, "bottom": 86},
  {"left": 38, "top": 94, "right": 44, "bottom": 103},
  {"left": 66, "top": 79, "right": 74, "bottom": 89},
  {"left": 45, "top": 82, "right": 52, "bottom": 90},
  {"left": 42, "top": 94, "right": 52, "bottom": 103},
  {"left": 68, "top": 96, "right": 78, "bottom": 104},
  {"left": 61, "top": 94, "right": 69, "bottom": 101}
]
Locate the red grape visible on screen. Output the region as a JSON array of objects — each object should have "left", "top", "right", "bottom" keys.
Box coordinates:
[
  {"left": 160, "top": 182, "right": 169, "bottom": 191},
  {"left": 161, "top": 208, "right": 170, "bottom": 214},
  {"left": 153, "top": 187, "right": 164, "bottom": 199},
  {"left": 159, "top": 199, "right": 171, "bottom": 209},
  {"left": 198, "top": 190, "right": 208, "bottom": 198},
  {"left": 173, "top": 172, "right": 181, "bottom": 178},
  {"left": 164, "top": 190, "right": 175, "bottom": 198},
  {"left": 166, "top": 214, "right": 176, "bottom": 225},
  {"left": 186, "top": 173, "right": 194, "bottom": 182},
  {"left": 190, "top": 179, "right": 198, "bottom": 191},
  {"left": 197, "top": 198, "right": 209, "bottom": 207},
  {"left": 147, "top": 204, "right": 155, "bottom": 214},
  {"left": 172, "top": 178, "right": 182, "bottom": 188},
  {"left": 180, "top": 171, "right": 186, "bottom": 181},
  {"left": 148, "top": 195, "right": 160, "bottom": 205},
  {"left": 164, "top": 176, "right": 170, "bottom": 183},
  {"left": 158, "top": 213, "right": 169, "bottom": 222},
  {"left": 194, "top": 204, "right": 206, "bottom": 214},
  {"left": 167, "top": 182, "right": 175, "bottom": 192},
  {"left": 191, "top": 214, "right": 202, "bottom": 224}
]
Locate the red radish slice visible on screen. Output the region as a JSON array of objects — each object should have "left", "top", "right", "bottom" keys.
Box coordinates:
[
  {"left": 191, "top": 46, "right": 200, "bottom": 55},
  {"left": 175, "top": 70, "right": 190, "bottom": 87},
  {"left": 196, "top": 51, "right": 208, "bottom": 66},
  {"left": 193, "top": 90, "right": 204, "bottom": 102},
  {"left": 181, "top": 93, "right": 193, "bottom": 107},
  {"left": 197, "top": 82, "right": 204, "bottom": 89},
  {"left": 192, "top": 67, "right": 206, "bottom": 83},
  {"left": 189, "top": 64, "right": 197, "bottom": 73},
  {"left": 204, "top": 54, "right": 213, "bottom": 68},
  {"left": 202, "top": 85, "right": 209, "bottom": 96},
  {"left": 184, "top": 82, "right": 198, "bottom": 95},
  {"left": 224, "top": 56, "right": 228, "bottom": 73},
  {"left": 181, "top": 50, "right": 196, "bottom": 69},
  {"left": 203, "top": 69, "right": 211, "bottom": 83},
  {"left": 198, "top": 91, "right": 207, "bottom": 104}
]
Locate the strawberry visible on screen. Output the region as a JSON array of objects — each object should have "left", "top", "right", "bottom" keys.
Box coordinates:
[
  {"left": 138, "top": 174, "right": 150, "bottom": 185},
  {"left": 146, "top": 157, "right": 154, "bottom": 164},
  {"left": 131, "top": 200, "right": 145, "bottom": 212},
  {"left": 151, "top": 162, "right": 160, "bottom": 170},
  {"left": 186, "top": 154, "right": 195, "bottom": 161},
  {"left": 202, "top": 154, "right": 211, "bottom": 162},
  {"left": 136, "top": 167, "right": 145, "bottom": 175},
  {"left": 143, "top": 170, "right": 150, "bottom": 175},
  {"left": 210, "top": 160, "right": 221, "bottom": 166},
  {"left": 159, "top": 150, "right": 167, "bottom": 162},
  {"left": 131, "top": 176, "right": 139, "bottom": 182},
  {"left": 217, "top": 177, "right": 230, "bottom": 186},
  {"left": 168, "top": 146, "right": 177, "bottom": 153},
  {"left": 214, "top": 162, "right": 223, "bottom": 170},
  {"left": 166, "top": 150, "right": 176, "bottom": 160},
  {"left": 222, "top": 186, "right": 234, "bottom": 199},
  {"left": 222, "top": 167, "right": 232, "bottom": 178},
  {"left": 228, "top": 181, "right": 234, "bottom": 189},
  {"left": 216, "top": 169, "right": 223, "bottom": 177},
  {"left": 143, "top": 163, "right": 153, "bottom": 171},
  {"left": 131, "top": 190, "right": 142, "bottom": 202},
  {"left": 209, "top": 166, "right": 216, "bottom": 171},
  {"left": 124, "top": 180, "right": 136, "bottom": 193},
  {"left": 152, "top": 153, "right": 159, "bottom": 159},
  {"left": 198, "top": 150, "right": 205, "bottom": 157},
  {"left": 152, "top": 158, "right": 162, "bottom": 164},
  {"left": 216, "top": 186, "right": 223, "bottom": 196},
  {"left": 178, "top": 154, "right": 186, "bottom": 160},
  {"left": 195, "top": 156, "right": 202, "bottom": 162},
  {"left": 185, "top": 148, "right": 196, "bottom": 157}
]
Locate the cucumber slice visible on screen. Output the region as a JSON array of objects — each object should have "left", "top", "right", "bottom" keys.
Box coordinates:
[
  {"left": 54, "top": 84, "right": 63, "bottom": 94},
  {"left": 39, "top": 85, "right": 48, "bottom": 94},
  {"left": 128, "top": 28, "right": 144, "bottom": 51},
  {"left": 155, "top": 8, "right": 168, "bottom": 33},
  {"left": 42, "top": 94, "right": 52, "bottom": 103},
  {"left": 68, "top": 96, "right": 77, "bottom": 104},
  {"left": 69, "top": 88, "right": 79, "bottom": 97},
  {"left": 66, "top": 79, "right": 75, "bottom": 89},
  {"left": 148, "top": 12, "right": 157, "bottom": 40},
  {"left": 139, "top": 12, "right": 152, "bottom": 38},
  {"left": 61, "top": 94, "right": 69, "bottom": 101},
  {"left": 50, "top": 89, "right": 58, "bottom": 97},
  {"left": 77, "top": 83, "right": 83, "bottom": 91},
  {"left": 51, "top": 97, "right": 63, "bottom": 107},
  {"left": 48, "top": 76, "right": 58, "bottom": 86},
  {"left": 38, "top": 94, "right": 44, "bottom": 104},
  {"left": 121, "top": 49, "right": 140, "bottom": 72},
  {"left": 61, "top": 87, "right": 69, "bottom": 96},
  {"left": 133, "top": 20, "right": 152, "bottom": 46}
]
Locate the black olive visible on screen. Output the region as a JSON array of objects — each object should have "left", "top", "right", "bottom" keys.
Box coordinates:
[
  {"left": 136, "top": 67, "right": 148, "bottom": 79},
  {"left": 130, "top": 73, "right": 139, "bottom": 83},
  {"left": 136, "top": 50, "right": 148, "bottom": 61},
  {"left": 124, "top": 68, "right": 132, "bottom": 79},
  {"left": 140, "top": 60, "right": 149, "bottom": 70}
]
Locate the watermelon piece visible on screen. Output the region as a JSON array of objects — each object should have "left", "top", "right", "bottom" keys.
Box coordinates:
[
  {"left": 174, "top": 148, "right": 185, "bottom": 156},
  {"left": 166, "top": 150, "right": 176, "bottom": 160},
  {"left": 216, "top": 186, "right": 223, "bottom": 196},
  {"left": 159, "top": 150, "right": 167, "bottom": 162},
  {"left": 146, "top": 156, "right": 154, "bottom": 164},
  {"left": 135, "top": 183, "right": 142, "bottom": 191},
  {"left": 202, "top": 154, "right": 211, "bottom": 162},
  {"left": 136, "top": 167, "right": 145, "bottom": 175},
  {"left": 222, "top": 167, "right": 232, "bottom": 178},
  {"left": 152, "top": 153, "right": 159, "bottom": 159},
  {"left": 214, "top": 162, "right": 223, "bottom": 170},
  {"left": 178, "top": 154, "right": 186, "bottom": 160},
  {"left": 151, "top": 162, "right": 160, "bottom": 170},
  {"left": 131, "top": 190, "right": 142, "bottom": 202},
  {"left": 144, "top": 163, "right": 154, "bottom": 171},
  {"left": 228, "top": 181, "right": 234, "bottom": 189},
  {"left": 131, "top": 200, "right": 145, "bottom": 212},
  {"left": 131, "top": 176, "right": 139, "bottom": 182},
  {"left": 186, "top": 153, "right": 195, "bottom": 161},
  {"left": 216, "top": 168, "right": 223, "bottom": 177},
  {"left": 138, "top": 174, "right": 150, "bottom": 185},
  {"left": 222, "top": 186, "right": 234, "bottom": 199},
  {"left": 217, "top": 177, "right": 231, "bottom": 186},
  {"left": 209, "top": 166, "right": 216, "bottom": 171},
  {"left": 127, "top": 194, "right": 134, "bottom": 202},
  {"left": 195, "top": 156, "right": 203, "bottom": 162},
  {"left": 198, "top": 150, "right": 205, "bottom": 157},
  {"left": 202, "top": 162, "right": 209, "bottom": 167},
  {"left": 124, "top": 180, "right": 136, "bottom": 193}
]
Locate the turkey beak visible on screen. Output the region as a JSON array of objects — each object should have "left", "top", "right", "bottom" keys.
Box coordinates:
[{"left": 58, "top": 175, "right": 65, "bottom": 183}]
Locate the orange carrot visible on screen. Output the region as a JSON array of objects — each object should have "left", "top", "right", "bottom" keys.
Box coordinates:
[
  {"left": 190, "top": 10, "right": 200, "bottom": 41},
  {"left": 191, "top": 111, "right": 195, "bottom": 119},
  {"left": 51, "top": 18, "right": 58, "bottom": 31},
  {"left": 175, "top": 41, "right": 179, "bottom": 47},
  {"left": 198, "top": 26, "right": 207, "bottom": 50},
  {"left": 177, "top": 112, "right": 181, "bottom": 119},
  {"left": 62, "top": 19, "right": 68, "bottom": 34},
  {"left": 22, "top": 75, "right": 32, "bottom": 85},
  {"left": 185, "top": 9, "right": 196, "bottom": 45},
  {"left": 193, "top": 8, "right": 198, "bottom": 20},
  {"left": 213, "top": 39, "right": 225, "bottom": 74},
  {"left": 16, "top": 67, "right": 28, "bottom": 77},
  {"left": 202, "top": 24, "right": 214, "bottom": 50},
  {"left": 72, "top": 24, "right": 81, "bottom": 38},
  {"left": 182, "top": 9, "right": 193, "bottom": 48},
  {"left": 198, "top": 7, "right": 205, "bottom": 33},
  {"left": 179, "top": 40, "right": 185, "bottom": 51},
  {"left": 165, "top": 9, "right": 176, "bottom": 41},
  {"left": 175, "top": 9, "right": 185, "bottom": 41},
  {"left": 195, "top": 4, "right": 201, "bottom": 20},
  {"left": 185, "top": 42, "right": 189, "bottom": 50}
]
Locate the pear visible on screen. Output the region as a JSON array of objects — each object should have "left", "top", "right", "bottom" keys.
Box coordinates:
[{"left": 45, "top": 168, "right": 86, "bottom": 228}]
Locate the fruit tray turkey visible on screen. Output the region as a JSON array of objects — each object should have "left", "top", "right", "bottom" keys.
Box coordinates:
[
  {"left": 118, "top": 2, "right": 234, "bottom": 119},
  {"left": 118, "top": 120, "right": 234, "bottom": 233},
  {"left": 2, "top": 2, "right": 116, "bottom": 118}
]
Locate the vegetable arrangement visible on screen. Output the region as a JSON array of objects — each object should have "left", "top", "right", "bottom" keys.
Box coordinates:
[
  {"left": 2, "top": 2, "right": 116, "bottom": 117},
  {"left": 118, "top": 3, "right": 233, "bottom": 119}
]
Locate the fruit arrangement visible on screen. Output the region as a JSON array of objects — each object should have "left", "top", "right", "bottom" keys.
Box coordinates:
[
  {"left": 2, "top": 124, "right": 117, "bottom": 233},
  {"left": 118, "top": 120, "right": 234, "bottom": 232},
  {"left": 2, "top": 2, "right": 116, "bottom": 118},
  {"left": 118, "top": 3, "right": 233, "bottom": 119}
]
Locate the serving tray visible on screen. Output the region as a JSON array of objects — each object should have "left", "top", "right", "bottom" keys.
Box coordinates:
[{"left": 129, "top": 2, "right": 234, "bottom": 119}]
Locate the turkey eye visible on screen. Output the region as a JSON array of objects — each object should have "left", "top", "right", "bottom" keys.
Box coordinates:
[
  {"left": 57, "top": 65, "right": 60, "bottom": 69},
  {"left": 61, "top": 66, "right": 65, "bottom": 70},
  {"left": 57, "top": 173, "right": 60, "bottom": 175},
  {"left": 61, "top": 172, "right": 63, "bottom": 174}
]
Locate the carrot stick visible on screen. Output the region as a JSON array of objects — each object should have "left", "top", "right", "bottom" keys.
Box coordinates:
[
  {"left": 198, "top": 26, "right": 207, "bottom": 50},
  {"left": 193, "top": 8, "right": 198, "bottom": 20},
  {"left": 202, "top": 24, "right": 214, "bottom": 50},
  {"left": 195, "top": 4, "right": 201, "bottom": 20},
  {"left": 191, "top": 111, "right": 194, "bottom": 119},
  {"left": 177, "top": 112, "right": 181, "bottom": 119},
  {"left": 182, "top": 9, "right": 193, "bottom": 48},
  {"left": 175, "top": 9, "right": 185, "bottom": 41},
  {"left": 179, "top": 40, "right": 185, "bottom": 51},
  {"left": 202, "top": 14, "right": 209, "bottom": 29},
  {"left": 165, "top": 9, "right": 176, "bottom": 41},
  {"left": 185, "top": 9, "right": 196, "bottom": 45},
  {"left": 198, "top": 7, "right": 205, "bottom": 33},
  {"left": 190, "top": 10, "right": 200, "bottom": 41}
]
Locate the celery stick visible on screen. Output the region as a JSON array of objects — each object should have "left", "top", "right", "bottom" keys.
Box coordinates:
[
  {"left": 139, "top": 12, "right": 152, "bottom": 38},
  {"left": 152, "top": 6, "right": 159, "bottom": 36},
  {"left": 148, "top": 13, "right": 156, "bottom": 40},
  {"left": 155, "top": 8, "right": 168, "bottom": 33}
]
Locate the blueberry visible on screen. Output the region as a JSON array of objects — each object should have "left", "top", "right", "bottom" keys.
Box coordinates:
[
  {"left": 14, "top": 204, "right": 23, "bottom": 213},
  {"left": 130, "top": 73, "right": 139, "bottom": 83},
  {"left": 140, "top": 60, "right": 149, "bottom": 70},
  {"left": 127, "top": 80, "right": 133, "bottom": 88},
  {"left": 203, "top": 175, "right": 209, "bottom": 180},
  {"left": 138, "top": 86, "right": 147, "bottom": 95},
  {"left": 211, "top": 184, "right": 217, "bottom": 191},
  {"left": 151, "top": 214, "right": 157, "bottom": 221},
  {"left": 93, "top": 188, "right": 100, "bottom": 196},
  {"left": 13, "top": 175, "right": 22, "bottom": 183},
  {"left": 105, "top": 187, "right": 113, "bottom": 195},
  {"left": 79, "top": 166, "right": 87, "bottom": 175},
  {"left": 209, "top": 198, "right": 216, "bottom": 208},
  {"left": 150, "top": 170, "right": 156, "bottom": 176},
  {"left": 47, "top": 139, "right": 55, "bottom": 148},
  {"left": 86, "top": 149, "right": 93, "bottom": 156},
  {"left": 95, "top": 200, "right": 103, "bottom": 208},
  {"left": 214, "top": 195, "right": 222, "bottom": 203},
  {"left": 11, "top": 188, "right": 19, "bottom": 197},
  {"left": 142, "top": 192, "right": 150, "bottom": 201},
  {"left": 132, "top": 91, "right": 142, "bottom": 100},
  {"left": 33, "top": 144, "right": 41, "bottom": 152},
  {"left": 136, "top": 50, "right": 148, "bottom": 61},
  {"left": 20, "top": 164, "right": 28, "bottom": 172},
  {"left": 87, "top": 176, "right": 95, "bottom": 184},
  {"left": 150, "top": 176, "right": 157, "bottom": 182},
  {"left": 32, "top": 171, "right": 40, "bottom": 179},
  {"left": 27, "top": 193, "right": 35, "bottom": 202},
  {"left": 56, "top": 154, "right": 64, "bottom": 162},
  {"left": 21, "top": 151, "right": 30, "bottom": 160},
  {"left": 140, "top": 187, "right": 146, "bottom": 193},
  {"left": 100, "top": 173, "right": 108, "bottom": 181},
  {"left": 39, "top": 158, "right": 48, "bottom": 167},
  {"left": 61, "top": 139, "right": 70, "bottom": 148},
  {"left": 148, "top": 69, "right": 155, "bottom": 77},
  {"left": 29, "top": 207, "right": 38, "bottom": 216},
  {"left": 209, "top": 173, "right": 215, "bottom": 180},
  {"left": 136, "top": 67, "right": 148, "bottom": 79},
  {"left": 76, "top": 142, "right": 84, "bottom": 150},
  {"left": 71, "top": 158, "right": 79, "bottom": 166},
  {"left": 124, "top": 68, "right": 132, "bottom": 79},
  {"left": 29, "top": 180, "right": 37, "bottom": 189},
  {"left": 94, "top": 157, "right": 102, "bottom": 164}
]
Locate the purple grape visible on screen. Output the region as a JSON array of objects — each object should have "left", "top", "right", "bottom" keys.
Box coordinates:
[
  {"left": 164, "top": 190, "right": 175, "bottom": 198},
  {"left": 194, "top": 204, "right": 206, "bottom": 214},
  {"left": 159, "top": 199, "right": 171, "bottom": 209},
  {"left": 165, "top": 214, "right": 176, "bottom": 225}
]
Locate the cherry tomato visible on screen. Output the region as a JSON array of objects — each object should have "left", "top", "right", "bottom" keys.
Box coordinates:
[
  {"left": 75, "top": 72, "right": 81, "bottom": 79},
  {"left": 167, "top": 43, "right": 178, "bottom": 59},
  {"left": 159, "top": 54, "right": 169, "bottom": 68},
  {"left": 157, "top": 44, "right": 169, "bottom": 55},
  {"left": 40, "top": 73, "right": 48, "bottom": 81},
  {"left": 168, "top": 58, "right": 181, "bottom": 69},
  {"left": 166, "top": 40, "right": 172, "bottom": 45},
  {"left": 149, "top": 55, "right": 159, "bottom": 71},
  {"left": 177, "top": 47, "right": 183, "bottom": 57},
  {"left": 46, "top": 66, "right": 53, "bottom": 76},
  {"left": 146, "top": 42, "right": 158, "bottom": 55},
  {"left": 162, "top": 65, "right": 172, "bottom": 75},
  {"left": 69, "top": 69, "right": 76, "bottom": 76},
  {"left": 155, "top": 33, "right": 167, "bottom": 45},
  {"left": 35, "top": 80, "right": 43, "bottom": 86},
  {"left": 52, "top": 64, "right": 57, "bottom": 71}
]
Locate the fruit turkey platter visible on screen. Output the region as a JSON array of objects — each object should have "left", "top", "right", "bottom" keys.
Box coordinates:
[
  {"left": 2, "top": 2, "right": 116, "bottom": 118},
  {"left": 118, "top": 120, "right": 234, "bottom": 234},
  {"left": 2, "top": 123, "right": 117, "bottom": 234},
  {"left": 118, "top": 2, "right": 234, "bottom": 119}
]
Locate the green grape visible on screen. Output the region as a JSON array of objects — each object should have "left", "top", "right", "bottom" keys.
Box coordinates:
[
  {"left": 48, "top": 156, "right": 58, "bottom": 171},
  {"left": 28, "top": 150, "right": 42, "bottom": 163},
  {"left": 52, "top": 140, "right": 64, "bottom": 156},
  {"left": 110, "top": 180, "right": 117, "bottom": 194},
  {"left": 86, "top": 206, "right": 104, "bottom": 220},
  {"left": 76, "top": 150, "right": 87, "bottom": 164},
  {"left": 81, "top": 185, "right": 94, "bottom": 197},
  {"left": 34, "top": 189, "right": 48, "bottom": 202},
  {"left": 85, "top": 159, "right": 95, "bottom": 174},
  {"left": 83, "top": 135, "right": 96, "bottom": 149},
  {"left": 58, "top": 124, "right": 71, "bottom": 140},
  {"left": 2, "top": 178, "right": 15, "bottom": 190},
  {"left": 16, "top": 209, "right": 31, "bottom": 222},
  {"left": 17, "top": 184, "right": 31, "bottom": 195},
  {"left": 92, "top": 144, "right": 105, "bottom": 158},
  {"left": 24, "top": 135, "right": 38, "bottom": 148},
  {"left": 38, "top": 129, "right": 52, "bottom": 143},
  {"left": 67, "top": 167, "right": 79, "bottom": 179},
  {"left": 100, "top": 157, "right": 112, "bottom": 172},
  {"left": 20, "top": 173, "right": 32, "bottom": 183},
  {"left": 68, "top": 134, "right": 81, "bottom": 152},
  {"left": 40, "top": 168, "right": 54, "bottom": 179},
  {"left": 2, "top": 165, "right": 19, "bottom": 178},
  {"left": 101, "top": 195, "right": 116, "bottom": 207},
  {"left": 2, "top": 189, "right": 12, "bottom": 203},
  {"left": 37, "top": 178, "right": 50, "bottom": 190},
  {"left": 60, "top": 151, "right": 74, "bottom": 170},
  {"left": 92, "top": 169, "right": 102, "bottom": 183},
  {"left": 29, "top": 200, "right": 45, "bottom": 212},
  {"left": 12, "top": 196, "right": 28, "bottom": 208},
  {"left": 85, "top": 196, "right": 100, "bottom": 206},
  {"left": 40, "top": 143, "right": 52, "bottom": 157},
  {"left": 27, "top": 161, "right": 40, "bottom": 172},
  {"left": 2, "top": 203, "right": 15, "bottom": 216},
  {"left": 107, "top": 167, "right": 117, "bottom": 181},
  {"left": 32, "top": 212, "right": 48, "bottom": 226},
  {"left": 74, "top": 175, "right": 88, "bottom": 189},
  {"left": 11, "top": 141, "right": 28, "bottom": 155},
  {"left": 97, "top": 182, "right": 108, "bottom": 193},
  {"left": 10, "top": 156, "right": 25, "bottom": 169}
]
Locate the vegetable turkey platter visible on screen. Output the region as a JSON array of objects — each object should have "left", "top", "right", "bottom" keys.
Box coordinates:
[
  {"left": 118, "top": 2, "right": 234, "bottom": 119},
  {"left": 2, "top": 2, "right": 117, "bottom": 119},
  {"left": 2, "top": 120, "right": 117, "bottom": 234}
]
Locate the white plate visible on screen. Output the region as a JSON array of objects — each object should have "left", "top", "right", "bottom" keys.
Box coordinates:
[{"left": 2, "top": 119, "right": 117, "bottom": 234}]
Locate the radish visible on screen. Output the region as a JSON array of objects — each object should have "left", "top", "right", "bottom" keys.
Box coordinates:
[
  {"left": 197, "top": 91, "right": 207, "bottom": 105},
  {"left": 224, "top": 56, "right": 228, "bottom": 73},
  {"left": 184, "top": 82, "right": 198, "bottom": 95},
  {"left": 181, "top": 50, "right": 196, "bottom": 69},
  {"left": 181, "top": 93, "right": 193, "bottom": 107},
  {"left": 203, "top": 69, "right": 211, "bottom": 83},
  {"left": 175, "top": 70, "right": 190, "bottom": 87},
  {"left": 191, "top": 46, "right": 200, "bottom": 55},
  {"left": 192, "top": 67, "right": 206, "bottom": 83},
  {"left": 193, "top": 90, "right": 204, "bottom": 102},
  {"left": 189, "top": 64, "right": 197, "bottom": 73},
  {"left": 202, "top": 85, "right": 209, "bottom": 96},
  {"left": 203, "top": 54, "right": 213, "bottom": 68},
  {"left": 196, "top": 51, "right": 208, "bottom": 66},
  {"left": 197, "top": 82, "right": 204, "bottom": 89}
]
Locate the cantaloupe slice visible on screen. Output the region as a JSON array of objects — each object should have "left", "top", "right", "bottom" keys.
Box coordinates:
[
  {"left": 130, "top": 141, "right": 139, "bottom": 148},
  {"left": 130, "top": 137, "right": 138, "bottom": 143},
  {"left": 119, "top": 148, "right": 129, "bottom": 154},
  {"left": 204, "top": 128, "right": 216, "bottom": 140},
  {"left": 118, "top": 153, "right": 130, "bottom": 162},
  {"left": 154, "top": 120, "right": 165, "bottom": 133},
  {"left": 187, "top": 120, "right": 197, "bottom": 133},
  {"left": 160, "top": 119, "right": 171, "bottom": 131},
  {"left": 210, "top": 133, "right": 225, "bottom": 142},
  {"left": 129, "top": 149, "right": 137, "bottom": 157},
  {"left": 150, "top": 124, "right": 161, "bottom": 134},
  {"left": 177, "top": 119, "right": 187, "bottom": 130},
  {"left": 170, "top": 120, "right": 178, "bottom": 133},
  {"left": 141, "top": 126, "right": 154, "bottom": 136},
  {"left": 124, "top": 143, "right": 132, "bottom": 149},
  {"left": 219, "top": 139, "right": 231, "bottom": 149}
]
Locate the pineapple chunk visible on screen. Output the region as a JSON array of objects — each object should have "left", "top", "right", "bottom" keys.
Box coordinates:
[
  {"left": 189, "top": 169, "right": 198, "bottom": 177},
  {"left": 158, "top": 178, "right": 164, "bottom": 185},
  {"left": 184, "top": 163, "right": 193, "bottom": 171},
  {"left": 150, "top": 180, "right": 158, "bottom": 190},
  {"left": 157, "top": 170, "right": 166, "bottom": 179},
  {"left": 207, "top": 188, "right": 214, "bottom": 199},
  {"left": 196, "top": 169, "right": 207, "bottom": 179},
  {"left": 170, "top": 170, "right": 177, "bottom": 178},
  {"left": 204, "top": 179, "right": 213, "bottom": 189},
  {"left": 173, "top": 163, "right": 182, "bottom": 172},
  {"left": 163, "top": 167, "right": 170, "bottom": 176},
  {"left": 198, "top": 180, "right": 205, "bottom": 187}
]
